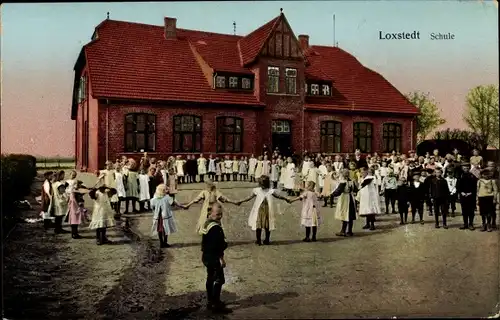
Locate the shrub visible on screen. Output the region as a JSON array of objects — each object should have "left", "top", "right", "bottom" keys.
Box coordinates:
[{"left": 1, "top": 154, "right": 37, "bottom": 213}]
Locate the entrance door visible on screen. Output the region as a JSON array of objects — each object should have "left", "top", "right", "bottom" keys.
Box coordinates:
[{"left": 272, "top": 120, "right": 292, "bottom": 154}]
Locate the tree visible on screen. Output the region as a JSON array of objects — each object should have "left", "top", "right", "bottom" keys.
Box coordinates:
[
  {"left": 406, "top": 91, "right": 446, "bottom": 143},
  {"left": 463, "top": 85, "right": 499, "bottom": 150},
  {"left": 432, "top": 128, "right": 482, "bottom": 151}
]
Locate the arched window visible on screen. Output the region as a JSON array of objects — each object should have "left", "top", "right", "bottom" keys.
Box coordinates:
[
  {"left": 125, "top": 113, "right": 156, "bottom": 152},
  {"left": 383, "top": 123, "right": 402, "bottom": 153},
  {"left": 216, "top": 117, "right": 243, "bottom": 152},
  {"left": 320, "top": 121, "right": 342, "bottom": 153},
  {"left": 173, "top": 115, "right": 202, "bottom": 152},
  {"left": 353, "top": 122, "right": 373, "bottom": 153}
]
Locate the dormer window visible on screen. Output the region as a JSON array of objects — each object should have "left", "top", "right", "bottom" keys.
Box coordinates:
[
  {"left": 229, "top": 77, "right": 238, "bottom": 88},
  {"left": 311, "top": 84, "right": 319, "bottom": 95},
  {"left": 322, "top": 84, "right": 330, "bottom": 96},
  {"left": 215, "top": 76, "right": 226, "bottom": 88},
  {"left": 242, "top": 78, "right": 251, "bottom": 89},
  {"left": 78, "top": 75, "right": 87, "bottom": 103},
  {"left": 305, "top": 83, "right": 308, "bottom": 94}
]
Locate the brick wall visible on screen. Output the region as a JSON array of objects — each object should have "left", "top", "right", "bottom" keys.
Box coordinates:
[
  {"left": 306, "top": 111, "right": 416, "bottom": 154},
  {"left": 96, "top": 103, "right": 260, "bottom": 169}
]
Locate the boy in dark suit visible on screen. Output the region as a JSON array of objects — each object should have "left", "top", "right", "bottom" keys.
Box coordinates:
[
  {"left": 456, "top": 163, "right": 477, "bottom": 230},
  {"left": 429, "top": 168, "right": 450, "bottom": 229},
  {"left": 409, "top": 171, "right": 426, "bottom": 224}
]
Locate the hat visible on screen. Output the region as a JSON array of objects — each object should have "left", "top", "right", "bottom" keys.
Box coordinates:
[
  {"left": 426, "top": 168, "right": 434, "bottom": 174},
  {"left": 460, "top": 162, "right": 471, "bottom": 167},
  {"left": 412, "top": 170, "right": 421, "bottom": 176}
]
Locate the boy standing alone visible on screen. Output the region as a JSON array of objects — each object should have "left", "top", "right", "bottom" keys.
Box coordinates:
[{"left": 200, "top": 203, "right": 232, "bottom": 314}]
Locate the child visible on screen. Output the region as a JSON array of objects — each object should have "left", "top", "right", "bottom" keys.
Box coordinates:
[
  {"left": 215, "top": 157, "right": 222, "bottom": 182},
  {"left": 224, "top": 156, "right": 232, "bottom": 181},
  {"left": 289, "top": 181, "right": 321, "bottom": 242},
  {"left": 429, "top": 168, "right": 450, "bottom": 229},
  {"left": 208, "top": 154, "right": 216, "bottom": 181},
  {"left": 199, "top": 202, "right": 231, "bottom": 313},
  {"left": 477, "top": 169, "right": 498, "bottom": 232},
  {"left": 379, "top": 161, "right": 389, "bottom": 188},
  {"left": 421, "top": 169, "right": 434, "bottom": 216},
  {"left": 330, "top": 169, "right": 358, "bottom": 237},
  {"left": 235, "top": 176, "right": 290, "bottom": 245},
  {"left": 66, "top": 170, "right": 78, "bottom": 194},
  {"left": 167, "top": 167, "right": 178, "bottom": 201},
  {"left": 159, "top": 161, "right": 168, "bottom": 185},
  {"left": 381, "top": 169, "right": 397, "bottom": 214},
  {"left": 279, "top": 159, "right": 287, "bottom": 191},
  {"left": 232, "top": 156, "right": 239, "bottom": 181},
  {"left": 52, "top": 171, "right": 70, "bottom": 234},
  {"left": 198, "top": 154, "right": 207, "bottom": 183},
  {"left": 284, "top": 157, "right": 296, "bottom": 196},
  {"left": 239, "top": 157, "right": 247, "bottom": 181},
  {"left": 358, "top": 167, "right": 381, "bottom": 230},
  {"left": 175, "top": 155, "right": 186, "bottom": 184},
  {"left": 40, "top": 171, "right": 54, "bottom": 230},
  {"left": 248, "top": 154, "right": 257, "bottom": 182},
  {"left": 457, "top": 163, "right": 477, "bottom": 230},
  {"left": 150, "top": 184, "right": 187, "bottom": 248},
  {"left": 98, "top": 161, "right": 119, "bottom": 213},
  {"left": 270, "top": 159, "right": 279, "bottom": 189},
  {"left": 123, "top": 159, "right": 140, "bottom": 214},
  {"left": 138, "top": 167, "right": 151, "bottom": 211},
  {"left": 318, "top": 160, "right": 328, "bottom": 193},
  {"left": 396, "top": 177, "right": 410, "bottom": 225},
  {"left": 333, "top": 155, "right": 344, "bottom": 173},
  {"left": 262, "top": 155, "right": 271, "bottom": 177},
  {"left": 66, "top": 182, "right": 90, "bottom": 239},
  {"left": 255, "top": 156, "right": 263, "bottom": 181},
  {"left": 445, "top": 171, "right": 458, "bottom": 217},
  {"left": 89, "top": 186, "right": 117, "bottom": 245},
  {"left": 409, "top": 172, "right": 425, "bottom": 224},
  {"left": 321, "top": 164, "right": 336, "bottom": 208},
  {"left": 306, "top": 161, "right": 319, "bottom": 192},
  {"left": 114, "top": 163, "right": 127, "bottom": 215}
]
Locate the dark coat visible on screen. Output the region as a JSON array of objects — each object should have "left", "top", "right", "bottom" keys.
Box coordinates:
[
  {"left": 409, "top": 181, "right": 426, "bottom": 203},
  {"left": 429, "top": 177, "right": 450, "bottom": 200},
  {"left": 201, "top": 219, "right": 227, "bottom": 264}
]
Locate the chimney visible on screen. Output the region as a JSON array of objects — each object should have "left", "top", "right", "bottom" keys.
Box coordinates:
[
  {"left": 164, "top": 17, "right": 177, "bottom": 39},
  {"left": 298, "top": 34, "right": 309, "bottom": 50}
]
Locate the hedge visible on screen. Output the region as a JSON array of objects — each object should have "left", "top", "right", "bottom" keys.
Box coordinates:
[{"left": 1, "top": 154, "right": 37, "bottom": 213}]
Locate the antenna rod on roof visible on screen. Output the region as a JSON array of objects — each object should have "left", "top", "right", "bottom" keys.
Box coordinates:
[
  {"left": 333, "top": 14, "right": 336, "bottom": 47},
  {"left": 107, "top": 12, "right": 110, "bottom": 20},
  {"left": 233, "top": 21, "right": 236, "bottom": 35}
]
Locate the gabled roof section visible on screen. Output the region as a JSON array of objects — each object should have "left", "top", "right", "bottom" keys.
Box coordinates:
[{"left": 238, "top": 15, "right": 280, "bottom": 66}]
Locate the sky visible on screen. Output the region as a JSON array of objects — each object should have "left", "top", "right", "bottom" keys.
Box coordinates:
[{"left": 1, "top": 1, "right": 498, "bottom": 157}]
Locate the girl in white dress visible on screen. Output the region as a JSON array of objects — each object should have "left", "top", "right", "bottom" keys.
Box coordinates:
[
  {"left": 208, "top": 155, "right": 217, "bottom": 181},
  {"left": 98, "top": 161, "right": 119, "bottom": 213},
  {"left": 235, "top": 176, "right": 289, "bottom": 245},
  {"left": 89, "top": 186, "right": 117, "bottom": 245},
  {"left": 255, "top": 156, "right": 263, "bottom": 180},
  {"left": 138, "top": 168, "right": 151, "bottom": 211},
  {"left": 215, "top": 158, "right": 222, "bottom": 182},
  {"left": 248, "top": 155, "right": 257, "bottom": 182},
  {"left": 284, "top": 157, "right": 296, "bottom": 196},
  {"left": 232, "top": 156, "right": 239, "bottom": 181},
  {"left": 239, "top": 156, "right": 248, "bottom": 181},
  {"left": 262, "top": 155, "right": 271, "bottom": 177},
  {"left": 289, "top": 181, "right": 321, "bottom": 242},
  {"left": 223, "top": 156, "right": 232, "bottom": 181},
  {"left": 198, "top": 154, "right": 207, "bottom": 183},
  {"left": 124, "top": 159, "right": 140, "bottom": 214},
  {"left": 114, "top": 163, "right": 126, "bottom": 214},
  {"left": 333, "top": 155, "right": 344, "bottom": 173},
  {"left": 306, "top": 161, "right": 319, "bottom": 192},
  {"left": 270, "top": 159, "right": 279, "bottom": 188},
  {"left": 52, "top": 172, "right": 70, "bottom": 234},
  {"left": 279, "top": 161, "right": 287, "bottom": 191},
  {"left": 318, "top": 160, "right": 328, "bottom": 193},
  {"left": 175, "top": 155, "right": 186, "bottom": 184}
]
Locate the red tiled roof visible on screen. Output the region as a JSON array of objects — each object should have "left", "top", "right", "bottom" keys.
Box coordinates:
[
  {"left": 84, "top": 20, "right": 262, "bottom": 106},
  {"left": 304, "top": 46, "right": 418, "bottom": 114},
  {"left": 238, "top": 16, "right": 280, "bottom": 66},
  {"left": 78, "top": 16, "right": 418, "bottom": 115}
]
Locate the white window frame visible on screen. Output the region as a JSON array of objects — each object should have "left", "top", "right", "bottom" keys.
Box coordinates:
[
  {"left": 322, "top": 84, "right": 330, "bottom": 96},
  {"left": 285, "top": 68, "right": 297, "bottom": 94},
  {"left": 229, "top": 76, "right": 238, "bottom": 88},
  {"left": 311, "top": 84, "right": 319, "bottom": 95},
  {"left": 267, "top": 66, "right": 279, "bottom": 93},
  {"left": 215, "top": 76, "right": 226, "bottom": 88},
  {"left": 242, "top": 78, "right": 251, "bottom": 89}
]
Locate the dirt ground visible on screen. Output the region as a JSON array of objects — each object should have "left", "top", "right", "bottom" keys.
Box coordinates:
[{"left": 3, "top": 175, "right": 500, "bottom": 319}]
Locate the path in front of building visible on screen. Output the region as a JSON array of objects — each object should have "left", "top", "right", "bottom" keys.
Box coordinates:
[{"left": 122, "top": 181, "right": 500, "bottom": 319}]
